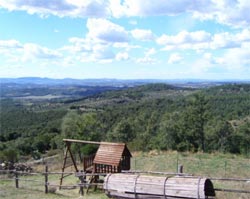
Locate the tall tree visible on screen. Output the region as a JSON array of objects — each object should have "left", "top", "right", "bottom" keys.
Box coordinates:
[
  {"left": 185, "top": 93, "right": 209, "bottom": 151},
  {"left": 107, "top": 120, "right": 134, "bottom": 143}
]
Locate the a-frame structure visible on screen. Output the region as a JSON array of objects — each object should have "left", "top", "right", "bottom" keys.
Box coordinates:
[
  {"left": 59, "top": 139, "right": 100, "bottom": 189},
  {"left": 59, "top": 139, "right": 132, "bottom": 190}
]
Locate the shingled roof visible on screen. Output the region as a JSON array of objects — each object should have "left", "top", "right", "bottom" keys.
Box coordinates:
[{"left": 93, "top": 142, "right": 132, "bottom": 167}]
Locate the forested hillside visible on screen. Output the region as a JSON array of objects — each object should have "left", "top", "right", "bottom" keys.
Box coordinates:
[{"left": 1, "top": 83, "right": 250, "bottom": 162}]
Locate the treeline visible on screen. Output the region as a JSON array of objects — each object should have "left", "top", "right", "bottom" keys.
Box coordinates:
[
  {"left": 60, "top": 84, "right": 250, "bottom": 155},
  {"left": 1, "top": 83, "right": 250, "bottom": 163},
  {"left": 0, "top": 99, "right": 67, "bottom": 161},
  {"left": 1, "top": 83, "right": 124, "bottom": 98}
]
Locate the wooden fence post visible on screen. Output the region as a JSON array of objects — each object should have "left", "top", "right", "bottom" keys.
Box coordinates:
[
  {"left": 178, "top": 165, "right": 183, "bottom": 174},
  {"left": 15, "top": 170, "right": 19, "bottom": 188},
  {"left": 176, "top": 153, "right": 179, "bottom": 173},
  {"left": 79, "top": 175, "right": 84, "bottom": 197},
  {"left": 45, "top": 165, "right": 48, "bottom": 194},
  {"left": 224, "top": 161, "right": 227, "bottom": 177}
]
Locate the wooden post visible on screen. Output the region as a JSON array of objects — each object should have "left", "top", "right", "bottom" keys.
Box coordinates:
[
  {"left": 178, "top": 165, "right": 183, "bottom": 174},
  {"left": 79, "top": 175, "right": 84, "bottom": 197},
  {"left": 15, "top": 170, "right": 19, "bottom": 188},
  {"left": 45, "top": 165, "right": 48, "bottom": 194},
  {"left": 176, "top": 153, "right": 179, "bottom": 173},
  {"left": 224, "top": 161, "right": 227, "bottom": 177}
]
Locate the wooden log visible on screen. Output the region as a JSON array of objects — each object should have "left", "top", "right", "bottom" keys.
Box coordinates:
[{"left": 104, "top": 173, "right": 215, "bottom": 199}]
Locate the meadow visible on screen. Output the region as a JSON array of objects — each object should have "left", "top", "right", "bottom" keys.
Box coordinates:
[{"left": 1, "top": 151, "right": 249, "bottom": 199}]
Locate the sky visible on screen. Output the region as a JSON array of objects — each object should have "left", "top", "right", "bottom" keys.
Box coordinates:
[{"left": 0, "top": 0, "right": 250, "bottom": 80}]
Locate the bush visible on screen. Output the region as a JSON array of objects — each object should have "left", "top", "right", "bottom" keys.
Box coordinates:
[{"left": 0, "top": 149, "right": 19, "bottom": 163}]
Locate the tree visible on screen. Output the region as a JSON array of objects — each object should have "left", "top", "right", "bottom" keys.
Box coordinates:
[
  {"left": 107, "top": 120, "right": 134, "bottom": 143},
  {"left": 216, "top": 120, "right": 234, "bottom": 153},
  {"left": 236, "top": 121, "right": 250, "bottom": 155},
  {"left": 156, "top": 112, "right": 181, "bottom": 150},
  {"left": 0, "top": 149, "right": 19, "bottom": 163},
  {"left": 61, "top": 111, "right": 82, "bottom": 138},
  {"left": 184, "top": 93, "right": 209, "bottom": 151},
  {"left": 61, "top": 111, "right": 102, "bottom": 155}
]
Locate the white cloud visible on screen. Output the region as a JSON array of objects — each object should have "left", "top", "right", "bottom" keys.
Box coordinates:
[
  {"left": 145, "top": 48, "right": 156, "bottom": 57},
  {"left": 116, "top": 52, "right": 129, "bottom": 61},
  {"left": 66, "top": 37, "right": 93, "bottom": 52},
  {"left": 0, "top": 0, "right": 74, "bottom": 17},
  {"left": 192, "top": 44, "right": 250, "bottom": 77},
  {"left": 113, "top": 0, "right": 250, "bottom": 28},
  {"left": 61, "top": 19, "right": 130, "bottom": 63},
  {"left": 0, "top": 0, "right": 109, "bottom": 18},
  {"left": 211, "top": 32, "right": 239, "bottom": 49},
  {"left": 0, "top": 39, "right": 22, "bottom": 49},
  {"left": 63, "top": 37, "right": 117, "bottom": 63},
  {"left": 168, "top": 53, "right": 183, "bottom": 64},
  {"left": 87, "top": 18, "right": 129, "bottom": 43},
  {"left": 62, "top": 19, "right": 137, "bottom": 64},
  {"left": 136, "top": 56, "right": 156, "bottom": 64},
  {"left": 157, "top": 30, "right": 211, "bottom": 52},
  {"left": 109, "top": 0, "right": 126, "bottom": 18},
  {"left": 62, "top": 19, "right": 130, "bottom": 63},
  {"left": 131, "top": 29, "right": 154, "bottom": 41},
  {"left": 157, "top": 30, "right": 211, "bottom": 45},
  {"left": 92, "top": 45, "right": 115, "bottom": 60},
  {"left": 0, "top": 39, "right": 62, "bottom": 62},
  {"left": 136, "top": 48, "right": 157, "bottom": 64},
  {"left": 113, "top": 42, "right": 140, "bottom": 51},
  {"left": 69, "top": 0, "right": 110, "bottom": 17},
  {"left": 121, "top": 0, "right": 193, "bottom": 16},
  {"left": 220, "top": 44, "right": 250, "bottom": 70},
  {"left": 22, "top": 43, "right": 62, "bottom": 61},
  {"left": 193, "top": 0, "right": 250, "bottom": 28},
  {"left": 234, "top": 29, "right": 250, "bottom": 42},
  {"left": 203, "top": 53, "right": 224, "bottom": 65},
  {"left": 158, "top": 29, "right": 250, "bottom": 51},
  {"left": 210, "top": 29, "right": 250, "bottom": 49},
  {"left": 1, "top": 0, "right": 249, "bottom": 28}
]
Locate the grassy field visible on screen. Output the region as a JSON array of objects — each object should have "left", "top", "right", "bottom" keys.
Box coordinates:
[
  {"left": 132, "top": 151, "right": 250, "bottom": 199},
  {"left": 132, "top": 151, "right": 250, "bottom": 178},
  {"left": 0, "top": 151, "right": 249, "bottom": 199}
]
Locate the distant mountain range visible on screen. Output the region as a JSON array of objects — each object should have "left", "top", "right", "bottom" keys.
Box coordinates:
[{"left": 1, "top": 77, "right": 249, "bottom": 88}]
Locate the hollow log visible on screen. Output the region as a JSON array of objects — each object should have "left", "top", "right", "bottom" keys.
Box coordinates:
[{"left": 104, "top": 173, "right": 215, "bottom": 199}]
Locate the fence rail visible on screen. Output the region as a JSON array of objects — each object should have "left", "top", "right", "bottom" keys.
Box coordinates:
[
  {"left": 1, "top": 166, "right": 250, "bottom": 198},
  {"left": 0, "top": 166, "right": 105, "bottom": 196}
]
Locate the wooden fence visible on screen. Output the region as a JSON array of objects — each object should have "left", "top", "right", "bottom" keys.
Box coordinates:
[
  {"left": 0, "top": 165, "right": 106, "bottom": 197},
  {"left": 0, "top": 166, "right": 250, "bottom": 198}
]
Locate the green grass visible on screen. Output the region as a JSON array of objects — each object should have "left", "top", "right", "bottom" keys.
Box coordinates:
[
  {"left": 132, "top": 151, "right": 250, "bottom": 199},
  {"left": 132, "top": 151, "right": 250, "bottom": 178},
  {"left": 1, "top": 151, "right": 249, "bottom": 199}
]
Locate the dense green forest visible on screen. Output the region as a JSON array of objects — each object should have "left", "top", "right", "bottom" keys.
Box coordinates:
[{"left": 1, "top": 83, "right": 250, "bottom": 162}]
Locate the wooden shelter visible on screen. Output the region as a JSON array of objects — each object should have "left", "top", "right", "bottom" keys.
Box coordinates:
[
  {"left": 93, "top": 142, "right": 131, "bottom": 173},
  {"left": 59, "top": 139, "right": 132, "bottom": 189},
  {"left": 104, "top": 173, "right": 215, "bottom": 199}
]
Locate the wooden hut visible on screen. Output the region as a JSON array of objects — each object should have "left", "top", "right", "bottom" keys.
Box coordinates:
[
  {"left": 104, "top": 173, "right": 215, "bottom": 199},
  {"left": 92, "top": 142, "right": 132, "bottom": 173}
]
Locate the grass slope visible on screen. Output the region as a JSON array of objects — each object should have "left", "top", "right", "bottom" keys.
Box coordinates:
[{"left": 1, "top": 151, "right": 249, "bottom": 199}]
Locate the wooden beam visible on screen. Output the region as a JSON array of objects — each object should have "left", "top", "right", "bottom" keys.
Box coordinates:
[
  {"left": 66, "top": 142, "right": 79, "bottom": 172},
  {"left": 63, "top": 139, "right": 101, "bottom": 145},
  {"left": 63, "top": 139, "right": 126, "bottom": 146}
]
